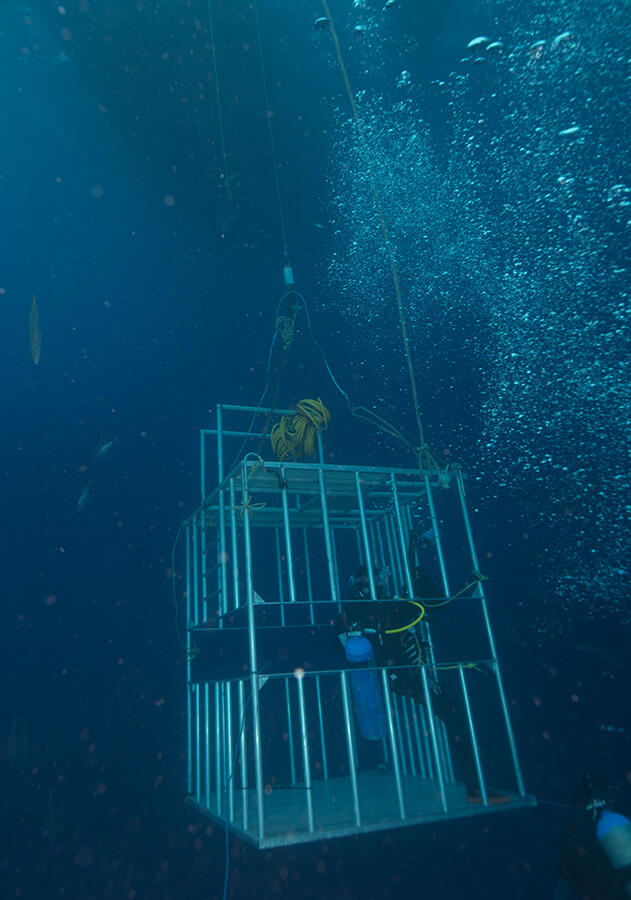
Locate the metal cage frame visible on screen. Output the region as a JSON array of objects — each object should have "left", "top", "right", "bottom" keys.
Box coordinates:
[{"left": 180, "top": 404, "right": 535, "bottom": 848}]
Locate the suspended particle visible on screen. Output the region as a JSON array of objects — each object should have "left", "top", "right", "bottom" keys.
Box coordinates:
[{"left": 528, "top": 40, "right": 546, "bottom": 60}]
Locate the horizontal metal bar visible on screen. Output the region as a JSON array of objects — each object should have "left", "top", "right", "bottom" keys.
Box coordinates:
[
  {"left": 202, "top": 430, "right": 273, "bottom": 439},
  {"left": 186, "top": 660, "right": 496, "bottom": 683},
  {"left": 241, "top": 459, "right": 426, "bottom": 478},
  {"left": 219, "top": 405, "right": 296, "bottom": 414}
]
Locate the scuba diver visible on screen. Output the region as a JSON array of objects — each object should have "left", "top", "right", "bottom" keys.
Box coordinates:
[
  {"left": 555, "top": 772, "right": 631, "bottom": 899},
  {"left": 335, "top": 542, "right": 508, "bottom": 804}
]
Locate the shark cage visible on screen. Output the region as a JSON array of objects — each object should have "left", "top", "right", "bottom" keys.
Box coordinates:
[{"left": 179, "top": 403, "right": 535, "bottom": 848}]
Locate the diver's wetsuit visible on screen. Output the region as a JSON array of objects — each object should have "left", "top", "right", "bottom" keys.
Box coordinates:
[{"left": 556, "top": 813, "right": 630, "bottom": 900}]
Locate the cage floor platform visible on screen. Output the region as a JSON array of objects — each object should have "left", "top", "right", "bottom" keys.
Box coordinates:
[{"left": 191, "top": 774, "right": 536, "bottom": 848}]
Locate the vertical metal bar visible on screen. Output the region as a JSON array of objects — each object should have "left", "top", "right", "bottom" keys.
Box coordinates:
[
  {"left": 296, "top": 676, "right": 314, "bottom": 833},
  {"left": 412, "top": 478, "right": 441, "bottom": 678},
  {"left": 405, "top": 505, "right": 418, "bottom": 566},
  {"left": 214, "top": 681, "right": 222, "bottom": 815},
  {"left": 456, "top": 470, "right": 526, "bottom": 795},
  {"left": 409, "top": 698, "right": 427, "bottom": 779},
  {"left": 435, "top": 718, "right": 451, "bottom": 786},
  {"left": 220, "top": 683, "right": 228, "bottom": 814},
  {"left": 226, "top": 681, "right": 234, "bottom": 821},
  {"left": 200, "top": 427, "right": 207, "bottom": 503},
  {"left": 317, "top": 468, "right": 339, "bottom": 606},
  {"left": 368, "top": 522, "right": 380, "bottom": 566},
  {"left": 284, "top": 678, "right": 297, "bottom": 785},
  {"left": 316, "top": 430, "right": 325, "bottom": 465},
  {"left": 274, "top": 529, "right": 287, "bottom": 628},
  {"left": 441, "top": 720, "right": 456, "bottom": 784},
  {"left": 329, "top": 528, "right": 343, "bottom": 613},
  {"left": 354, "top": 472, "right": 377, "bottom": 598},
  {"left": 195, "top": 684, "right": 201, "bottom": 804},
  {"left": 239, "top": 679, "right": 248, "bottom": 831},
  {"left": 215, "top": 408, "right": 226, "bottom": 616},
  {"left": 314, "top": 677, "right": 328, "bottom": 782},
  {"left": 380, "top": 669, "right": 406, "bottom": 820},
  {"left": 303, "top": 529, "right": 315, "bottom": 625},
  {"left": 420, "top": 667, "right": 448, "bottom": 812},
  {"left": 424, "top": 474, "right": 450, "bottom": 597},
  {"left": 458, "top": 666, "right": 487, "bottom": 803},
  {"left": 280, "top": 465, "right": 297, "bottom": 603},
  {"left": 436, "top": 719, "right": 455, "bottom": 784},
  {"left": 192, "top": 523, "right": 200, "bottom": 627},
  {"left": 392, "top": 473, "right": 456, "bottom": 787},
  {"left": 204, "top": 683, "right": 211, "bottom": 808},
  {"left": 216, "top": 407, "right": 224, "bottom": 481},
  {"left": 201, "top": 506, "right": 209, "bottom": 613},
  {"left": 339, "top": 672, "right": 361, "bottom": 827},
  {"left": 418, "top": 705, "right": 434, "bottom": 779},
  {"left": 229, "top": 478, "right": 240, "bottom": 611},
  {"left": 400, "top": 694, "right": 417, "bottom": 776},
  {"left": 355, "top": 526, "right": 364, "bottom": 564},
  {"left": 389, "top": 474, "right": 416, "bottom": 607},
  {"left": 186, "top": 525, "right": 193, "bottom": 797},
  {"left": 375, "top": 519, "right": 388, "bottom": 584},
  {"left": 303, "top": 529, "right": 329, "bottom": 781},
  {"left": 392, "top": 694, "right": 408, "bottom": 776},
  {"left": 384, "top": 515, "right": 403, "bottom": 592},
  {"left": 200, "top": 430, "right": 210, "bottom": 614},
  {"left": 242, "top": 459, "right": 265, "bottom": 840},
  {"left": 217, "top": 488, "right": 228, "bottom": 618},
  {"left": 274, "top": 528, "right": 295, "bottom": 784}
]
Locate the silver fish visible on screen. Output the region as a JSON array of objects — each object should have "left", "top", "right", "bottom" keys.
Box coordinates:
[
  {"left": 77, "top": 481, "right": 91, "bottom": 511},
  {"left": 95, "top": 438, "right": 117, "bottom": 459}
]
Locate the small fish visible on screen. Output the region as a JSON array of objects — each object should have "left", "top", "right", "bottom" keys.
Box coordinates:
[
  {"left": 45, "top": 788, "right": 57, "bottom": 846},
  {"left": 95, "top": 438, "right": 117, "bottom": 459},
  {"left": 6, "top": 715, "right": 29, "bottom": 769},
  {"left": 598, "top": 724, "right": 624, "bottom": 735},
  {"left": 77, "top": 481, "right": 92, "bottom": 511},
  {"left": 29, "top": 295, "right": 41, "bottom": 365}
]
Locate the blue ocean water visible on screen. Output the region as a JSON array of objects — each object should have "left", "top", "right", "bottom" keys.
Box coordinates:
[{"left": 1, "top": 0, "right": 629, "bottom": 897}]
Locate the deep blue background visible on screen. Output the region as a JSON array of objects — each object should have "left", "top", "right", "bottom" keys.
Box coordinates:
[{"left": 1, "top": 1, "right": 629, "bottom": 897}]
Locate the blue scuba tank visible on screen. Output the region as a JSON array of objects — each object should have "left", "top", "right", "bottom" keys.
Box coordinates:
[{"left": 344, "top": 635, "right": 387, "bottom": 741}]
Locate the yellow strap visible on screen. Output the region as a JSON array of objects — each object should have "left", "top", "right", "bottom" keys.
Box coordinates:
[{"left": 384, "top": 600, "right": 425, "bottom": 634}]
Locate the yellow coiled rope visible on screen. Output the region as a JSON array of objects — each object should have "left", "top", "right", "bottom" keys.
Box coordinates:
[{"left": 271, "top": 398, "right": 331, "bottom": 460}]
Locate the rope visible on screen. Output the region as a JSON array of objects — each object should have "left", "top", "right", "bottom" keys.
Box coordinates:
[
  {"left": 170, "top": 523, "right": 200, "bottom": 662},
  {"left": 233, "top": 452, "right": 267, "bottom": 518},
  {"left": 252, "top": 0, "right": 288, "bottom": 257},
  {"left": 208, "top": 0, "right": 237, "bottom": 200},
  {"left": 422, "top": 572, "right": 489, "bottom": 609},
  {"left": 293, "top": 292, "right": 433, "bottom": 459},
  {"left": 321, "top": 0, "right": 428, "bottom": 463},
  {"left": 270, "top": 398, "right": 331, "bottom": 460}
]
